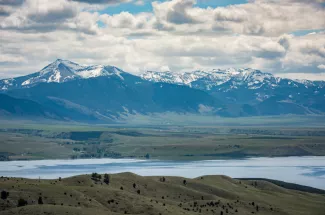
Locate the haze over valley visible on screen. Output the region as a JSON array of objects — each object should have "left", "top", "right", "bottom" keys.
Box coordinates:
[{"left": 1, "top": 0, "right": 325, "bottom": 214}]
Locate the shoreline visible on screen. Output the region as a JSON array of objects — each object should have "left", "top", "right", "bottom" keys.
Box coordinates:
[{"left": 1, "top": 156, "right": 324, "bottom": 190}]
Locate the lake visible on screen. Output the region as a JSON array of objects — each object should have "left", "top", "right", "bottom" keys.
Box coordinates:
[{"left": 0, "top": 156, "right": 324, "bottom": 190}]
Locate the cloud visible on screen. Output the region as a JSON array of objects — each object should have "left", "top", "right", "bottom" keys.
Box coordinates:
[
  {"left": 0, "top": 7, "right": 10, "bottom": 16},
  {"left": 276, "top": 72, "right": 325, "bottom": 81},
  {"left": 0, "top": 0, "right": 102, "bottom": 34},
  {"left": 214, "top": 6, "right": 248, "bottom": 22},
  {"left": 165, "top": 0, "right": 199, "bottom": 24},
  {"left": 134, "top": 0, "right": 144, "bottom": 6},
  {"left": 100, "top": 11, "right": 152, "bottom": 29},
  {"left": 69, "top": 0, "right": 131, "bottom": 4},
  {"left": 0, "top": 0, "right": 324, "bottom": 80},
  {"left": 318, "top": 64, "right": 325, "bottom": 70},
  {"left": 0, "top": 0, "right": 24, "bottom": 16}
]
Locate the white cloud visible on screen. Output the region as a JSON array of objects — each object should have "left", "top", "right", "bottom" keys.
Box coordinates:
[
  {"left": 0, "top": 0, "right": 324, "bottom": 80},
  {"left": 69, "top": 0, "right": 131, "bottom": 4},
  {"left": 276, "top": 73, "right": 325, "bottom": 81},
  {"left": 134, "top": 0, "right": 144, "bottom": 6}
]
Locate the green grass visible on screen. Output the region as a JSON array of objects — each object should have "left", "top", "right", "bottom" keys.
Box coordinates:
[
  {"left": 1, "top": 173, "right": 324, "bottom": 215},
  {"left": 0, "top": 123, "right": 325, "bottom": 160}
]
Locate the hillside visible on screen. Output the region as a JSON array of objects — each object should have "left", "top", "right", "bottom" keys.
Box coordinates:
[
  {"left": 6, "top": 76, "right": 219, "bottom": 121},
  {"left": 0, "top": 173, "right": 324, "bottom": 215},
  {"left": 0, "top": 94, "right": 60, "bottom": 120}
]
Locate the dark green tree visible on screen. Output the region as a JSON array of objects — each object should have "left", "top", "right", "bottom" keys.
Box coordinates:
[
  {"left": 38, "top": 196, "right": 43, "bottom": 204},
  {"left": 145, "top": 153, "right": 150, "bottom": 159},
  {"left": 1, "top": 191, "right": 9, "bottom": 200},
  {"left": 104, "top": 174, "right": 110, "bottom": 184},
  {"left": 17, "top": 198, "right": 28, "bottom": 207}
]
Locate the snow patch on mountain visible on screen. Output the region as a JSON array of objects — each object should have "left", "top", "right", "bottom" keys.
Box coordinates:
[
  {"left": 140, "top": 68, "right": 279, "bottom": 91},
  {"left": 1, "top": 59, "right": 325, "bottom": 96},
  {"left": 0, "top": 59, "right": 126, "bottom": 91}
]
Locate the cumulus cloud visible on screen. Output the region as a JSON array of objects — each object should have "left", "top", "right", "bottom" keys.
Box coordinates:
[
  {"left": 100, "top": 11, "right": 153, "bottom": 30},
  {"left": 0, "top": 0, "right": 24, "bottom": 16},
  {"left": 151, "top": 0, "right": 325, "bottom": 36},
  {"left": 0, "top": 7, "right": 10, "bottom": 16},
  {"left": 318, "top": 64, "right": 325, "bottom": 70},
  {"left": 1, "top": 0, "right": 77, "bottom": 28},
  {"left": 0, "top": 0, "right": 104, "bottom": 34},
  {"left": 0, "top": 0, "right": 324, "bottom": 80},
  {"left": 70, "top": 0, "right": 131, "bottom": 4}
]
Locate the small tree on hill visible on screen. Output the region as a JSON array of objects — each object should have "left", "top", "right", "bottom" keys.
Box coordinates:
[
  {"left": 104, "top": 174, "right": 110, "bottom": 185},
  {"left": 91, "top": 172, "right": 102, "bottom": 181},
  {"left": 145, "top": 153, "right": 150, "bottom": 159},
  {"left": 183, "top": 180, "right": 187, "bottom": 185},
  {"left": 1, "top": 191, "right": 9, "bottom": 200},
  {"left": 18, "top": 198, "right": 28, "bottom": 207},
  {"left": 38, "top": 196, "right": 43, "bottom": 204}
]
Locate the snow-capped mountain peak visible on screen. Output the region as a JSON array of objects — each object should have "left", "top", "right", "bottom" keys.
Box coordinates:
[
  {"left": 140, "top": 68, "right": 277, "bottom": 90},
  {"left": 0, "top": 60, "right": 126, "bottom": 91},
  {"left": 1, "top": 60, "right": 324, "bottom": 95}
]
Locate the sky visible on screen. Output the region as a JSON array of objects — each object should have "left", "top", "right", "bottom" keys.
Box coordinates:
[{"left": 0, "top": 0, "right": 324, "bottom": 80}]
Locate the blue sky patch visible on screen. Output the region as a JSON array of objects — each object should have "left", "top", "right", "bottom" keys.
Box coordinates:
[
  {"left": 100, "top": 0, "right": 248, "bottom": 15},
  {"left": 291, "top": 29, "right": 325, "bottom": 36}
]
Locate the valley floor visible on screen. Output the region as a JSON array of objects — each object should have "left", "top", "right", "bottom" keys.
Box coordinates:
[
  {"left": 1, "top": 122, "right": 325, "bottom": 161},
  {"left": 1, "top": 173, "right": 325, "bottom": 215}
]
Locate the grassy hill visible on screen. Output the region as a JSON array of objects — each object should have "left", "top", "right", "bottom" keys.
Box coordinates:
[{"left": 1, "top": 173, "right": 324, "bottom": 215}]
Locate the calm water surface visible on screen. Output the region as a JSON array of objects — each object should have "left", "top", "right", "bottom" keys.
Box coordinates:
[{"left": 0, "top": 156, "right": 324, "bottom": 189}]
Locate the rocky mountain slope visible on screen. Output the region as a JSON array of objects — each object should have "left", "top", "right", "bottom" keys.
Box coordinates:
[{"left": 0, "top": 59, "right": 324, "bottom": 121}]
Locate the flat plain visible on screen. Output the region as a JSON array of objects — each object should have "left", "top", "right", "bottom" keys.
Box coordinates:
[{"left": 1, "top": 120, "right": 325, "bottom": 160}]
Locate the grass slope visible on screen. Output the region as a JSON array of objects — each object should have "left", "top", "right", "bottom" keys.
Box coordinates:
[{"left": 1, "top": 173, "right": 324, "bottom": 215}]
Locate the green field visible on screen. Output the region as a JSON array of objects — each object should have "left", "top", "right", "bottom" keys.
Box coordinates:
[
  {"left": 1, "top": 173, "right": 324, "bottom": 215},
  {"left": 1, "top": 121, "right": 325, "bottom": 160}
]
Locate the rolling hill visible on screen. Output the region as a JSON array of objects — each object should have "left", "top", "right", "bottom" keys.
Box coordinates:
[{"left": 1, "top": 173, "right": 324, "bottom": 215}]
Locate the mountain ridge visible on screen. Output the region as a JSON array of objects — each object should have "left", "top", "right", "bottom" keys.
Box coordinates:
[
  {"left": 0, "top": 59, "right": 324, "bottom": 122},
  {"left": 1, "top": 59, "right": 324, "bottom": 92}
]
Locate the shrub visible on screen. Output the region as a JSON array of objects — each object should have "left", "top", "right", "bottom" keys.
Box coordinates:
[
  {"left": 183, "top": 180, "right": 187, "bottom": 185},
  {"left": 18, "top": 198, "right": 28, "bottom": 207},
  {"left": 145, "top": 153, "right": 150, "bottom": 159},
  {"left": 104, "top": 174, "right": 110, "bottom": 185},
  {"left": 38, "top": 196, "right": 43, "bottom": 204},
  {"left": 91, "top": 172, "right": 102, "bottom": 181},
  {"left": 1, "top": 191, "right": 9, "bottom": 200}
]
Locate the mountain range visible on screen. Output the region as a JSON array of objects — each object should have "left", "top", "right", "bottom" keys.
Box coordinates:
[{"left": 0, "top": 59, "right": 324, "bottom": 122}]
